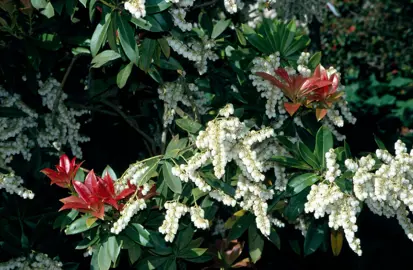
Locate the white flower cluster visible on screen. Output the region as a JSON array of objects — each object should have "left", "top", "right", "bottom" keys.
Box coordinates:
[
  {"left": 0, "top": 253, "right": 63, "bottom": 270},
  {"left": 224, "top": 0, "right": 238, "bottom": 14},
  {"left": 297, "top": 52, "right": 311, "bottom": 77},
  {"left": 218, "top": 104, "right": 235, "bottom": 118},
  {"left": 170, "top": 8, "right": 193, "bottom": 32},
  {"left": 167, "top": 36, "right": 218, "bottom": 75},
  {"left": 111, "top": 198, "right": 147, "bottom": 234},
  {"left": 159, "top": 202, "right": 189, "bottom": 242},
  {"left": 305, "top": 183, "right": 362, "bottom": 255},
  {"left": 293, "top": 216, "right": 309, "bottom": 236},
  {"left": 0, "top": 173, "right": 34, "bottom": 199},
  {"left": 124, "top": 0, "right": 146, "bottom": 19},
  {"left": 235, "top": 174, "right": 274, "bottom": 235},
  {"left": 325, "top": 149, "right": 341, "bottom": 183},
  {"left": 119, "top": 161, "right": 150, "bottom": 189},
  {"left": 37, "top": 77, "right": 90, "bottom": 159},
  {"left": 247, "top": 1, "right": 277, "bottom": 29},
  {"left": 250, "top": 53, "right": 287, "bottom": 122},
  {"left": 271, "top": 217, "right": 285, "bottom": 228},
  {"left": 271, "top": 0, "right": 326, "bottom": 23},
  {"left": 190, "top": 206, "right": 209, "bottom": 229},
  {"left": 158, "top": 80, "right": 207, "bottom": 127},
  {"left": 209, "top": 190, "right": 237, "bottom": 207},
  {"left": 346, "top": 140, "right": 413, "bottom": 242},
  {"left": 172, "top": 151, "right": 212, "bottom": 192}
]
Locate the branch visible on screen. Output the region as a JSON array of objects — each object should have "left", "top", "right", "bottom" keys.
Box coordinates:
[
  {"left": 102, "top": 100, "right": 157, "bottom": 156},
  {"left": 192, "top": 0, "right": 218, "bottom": 10}
]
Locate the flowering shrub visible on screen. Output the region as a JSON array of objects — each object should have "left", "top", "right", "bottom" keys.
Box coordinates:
[{"left": 0, "top": 0, "right": 412, "bottom": 269}]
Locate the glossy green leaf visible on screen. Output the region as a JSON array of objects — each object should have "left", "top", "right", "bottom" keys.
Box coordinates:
[
  {"left": 270, "top": 156, "right": 313, "bottom": 170},
  {"left": 298, "top": 142, "right": 320, "bottom": 169},
  {"left": 211, "top": 19, "right": 231, "bottom": 39},
  {"left": 229, "top": 213, "right": 254, "bottom": 240},
  {"left": 31, "top": 0, "right": 47, "bottom": 9},
  {"left": 162, "top": 161, "right": 182, "bottom": 194},
  {"left": 374, "top": 134, "right": 387, "bottom": 150},
  {"left": 53, "top": 210, "right": 79, "bottom": 230},
  {"left": 269, "top": 228, "right": 281, "bottom": 249},
  {"left": 116, "top": 62, "right": 133, "bottom": 89},
  {"left": 107, "top": 236, "right": 121, "bottom": 263},
  {"left": 158, "top": 57, "right": 183, "bottom": 70},
  {"left": 98, "top": 244, "right": 111, "bottom": 270},
  {"left": 40, "top": 2, "right": 55, "bottom": 18},
  {"left": 288, "top": 173, "right": 319, "bottom": 195},
  {"left": 128, "top": 245, "right": 141, "bottom": 265},
  {"left": 304, "top": 220, "right": 327, "bottom": 256},
  {"left": 131, "top": 16, "right": 165, "bottom": 32},
  {"left": 248, "top": 223, "right": 264, "bottom": 263},
  {"left": 146, "top": 0, "right": 172, "bottom": 14},
  {"left": 139, "top": 39, "right": 157, "bottom": 72},
  {"left": 344, "top": 141, "right": 352, "bottom": 159},
  {"left": 175, "top": 118, "right": 202, "bottom": 134},
  {"left": 91, "top": 50, "right": 121, "bottom": 68},
  {"left": 65, "top": 215, "right": 98, "bottom": 235},
  {"left": 118, "top": 14, "right": 139, "bottom": 64},
  {"left": 164, "top": 136, "right": 188, "bottom": 159},
  {"left": 308, "top": 52, "right": 322, "bottom": 70},
  {"left": 242, "top": 24, "right": 273, "bottom": 54},
  {"left": 314, "top": 126, "right": 333, "bottom": 169},
  {"left": 157, "top": 38, "right": 170, "bottom": 58},
  {"left": 179, "top": 248, "right": 207, "bottom": 259},
  {"left": 284, "top": 188, "right": 309, "bottom": 220},
  {"left": 90, "top": 14, "right": 111, "bottom": 57}
]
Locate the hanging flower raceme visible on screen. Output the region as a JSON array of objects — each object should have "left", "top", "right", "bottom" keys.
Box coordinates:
[
  {"left": 256, "top": 64, "right": 342, "bottom": 120},
  {"left": 41, "top": 154, "right": 82, "bottom": 188}
]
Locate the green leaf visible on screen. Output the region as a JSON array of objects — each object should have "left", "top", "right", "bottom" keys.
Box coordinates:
[
  {"left": 229, "top": 213, "right": 254, "bottom": 240},
  {"left": 179, "top": 248, "right": 207, "bottom": 259},
  {"left": 40, "top": 2, "right": 55, "bottom": 18},
  {"left": 131, "top": 16, "right": 165, "bottom": 32},
  {"left": 116, "top": 62, "right": 133, "bottom": 89},
  {"left": 304, "top": 220, "right": 327, "bottom": 256},
  {"left": 248, "top": 223, "right": 264, "bottom": 263},
  {"left": 242, "top": 24, "right": 272, "bottom": 54},
  {"left": 164, "top": 136, "right": 188, "bottom": 159},
  {"left": 298, "top": 142, "right": 320, "bottom": 169},
  {"left": 74, "top": 169, "right": 85, "bottom": 182},
  {"left": 288, "top": 173, "right": 319, "bottom": 195},
  {"left": 65, "top": 215, "right": 98, "bottom": 235},
  {"left": 284, "top": 188, "right": 309, "bottom": 220},
  {"left": 128, "top": 245, "right": 141, "bottom": 265},
  {"left": 270, "top": 156, "right": 313, "bottom": 170},
  {"left": 31, "top": 0, "right": 47, "bottom": 9},
  {"left": 79, "top": 0, "right": 88, "bottom": 7},
  {"left": 118, "top": 14, "right": 139, "bottom": 64},
  {"left": 314, "top": 126, "right": 333, "bottom": 169},
  {"left": 90, "top": 14, "right": 111, "bottom": 57},
  {"left": 162, "top": 161, "right": 182, "bottom": 194},
  {"left": 335, "top": 177, "right": 353, "bottom": 194},
  {"left": 139, "top": 39, "right": 157, "bottom": 72},
  {"left": 107, "top": 236, "right": 121, "bottom": 264},
  {"left": 98, "top": 244, "right": 111, "bottom": 270},
  {"left": 389, "top": 77, "right": 413, "bottom": 87},
  {"left": 129, "top": 224, "right": 153, "bottom": 247},
  {"left": 175, "top": 118, "right": 202, "bottom": 134},
  {"left": 308, "top": 52, "right": 322, "bottom": 70},
  {"left": 102, "top": 165, "right": 117, "bottom": 180},
  {"left": 157, "top": 38, "right": 170, "bottom": 58},
  {"left": 211, "top": 19, "right": 231, "bottom": 39},
  {"left": 89, "top": 0, "right": 96, "bottom": 21},
  {"left": 65, "top": 0, "right": 78, "bottom": 17},
  {"left": 53, "top": 210, "right": 79, "bottom": 230},
  {"left": 158, "top": 57, "right": 183, "bottom": 70},
  {"left": 374, "top": 134, "right": 387, "bottom": 150},
  {"left": 91, "top": 50, "right": 121, "bottom": 68},
  {"left": 344, "top": 141, "right": 352, "bottom": 159},
  {"left": 269, "top": 228, "right": 280, "bottom": 249},
  {"left": 146, "top": 0, "right": 172, "bottom": 14},
  {"left": 235, "top": 28, "right": 247, "bottom": 46}
]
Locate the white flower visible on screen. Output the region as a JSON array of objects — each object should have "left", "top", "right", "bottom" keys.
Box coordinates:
[
  {"left": 190, "top": 206, "right": 209, "bottom": 229},
  {"left": 111, "top": 199, "right": 147, "bottom": 234},
  {"left": 124, "top": 0, "right": 146, "bottom": 19},
  {"left": 159, "top": 202, "right": 189, "bottom": 242}
]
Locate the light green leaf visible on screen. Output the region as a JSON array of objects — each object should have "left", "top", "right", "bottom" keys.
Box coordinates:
[
  {"left": 98, "top": 244, "right": 111, "bottom": 270},
  {"left": 308, "top": 52, "right": 322, "bottom": 70},
  {"left": 145, "top": 0, "right": 172, "bottom": 14},
  {"left": 91, "top": 50, "right": 121, "bottom": 68},
  {"left": 211, "top": 19, "right": 231, "bottom": 39},
  {"left": 74, "top": 169, "right": 85, "bottom": 182},
  {"left": 175, "top": 118, "right": 202, "bottom": 134},
  {"left": 164, "top": 136, "right": 188, "bottom": 159},
  {"left": 90, "top": 14, "right": 111, "bottom": 57},
  {"left": 314, "top": 126, "right": 333, "bottom": 169},
  {"left": 40, "top": 2, "right": 55, "bottom": 18},
  {"left": 116, "top": 62, "right": 133, "bottom": 89},
  {"left": 389, "top": 77, "right": 413, "bottom": 88},
  {"left": 162, "top": 161, "right": 182, "bottom": 194},
  {"left": 288, "top": 173, "right": 319, "bottom": 195},
  {"left": 31, "top": 0, "right": 47, "bottom": 9},
  {"left": 248, "top": 223, "right": 264, "bottom": 263},
  {"left": 179, "top": 248, "right": 207, "bottom": 259},
  {"left": 107, "top": 236, "right": 121, "bottom": 264},
  {"left": 102, "top": 165, "right": 117, "bottom": 180},
  {"left": 65, "top": 215, "right": 98, "bottom": 235}
]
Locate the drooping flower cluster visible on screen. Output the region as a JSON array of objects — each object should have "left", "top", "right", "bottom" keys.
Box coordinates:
[
  {"left": 119, "top": 161, "right": 150, "bottom": 189},
  {"left": 37, "top": 77, "right": 90, "bottom": 159},
  {"left": 111, "top": 198, "right": 147, "bottom": 234},
  {"left": 124, "top": 0, "right": 146, "bottom": 19},
  {"left": 325, "top": 149, "right": 341, "bottom": 182},
  {"left": 0, "top": 252, "right": 63, "bottom": 270},
  {"left": 190, "top": 206, "right": 209, "bottom": 229},
  {"left": 0, "top": 172, "right": 34, "bottom": 199},
  {"left": 346, "top": 140, "right": 413, "bottom": 241},
  {"left": 209, "top": 190, "right": 237, "bottom": 207},
  {"left": 159, "top": 202, "right": 189, "bottom": 242},
  {"left": 305, "top": 183, "right": 362, "bottom": 255},
  {"left": 170, "top": 8, "right": 193, "bottom": 32},
  {"left": 167, "top": 36, "right": 218, "bottom": 75},
  {"left": 247, "top": 1, "right": 277, "bottom": 28}
]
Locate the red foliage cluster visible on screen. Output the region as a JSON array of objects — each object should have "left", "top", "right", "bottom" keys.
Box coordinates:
[
  {"left": 256, "top": 64, "right": 343, "bottom": 120},
  {"left": 41, "top": 155, "right": 140, "bottom": 219}
]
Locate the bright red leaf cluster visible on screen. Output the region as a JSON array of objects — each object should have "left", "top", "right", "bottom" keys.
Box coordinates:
[
  {"left": 41, "top": 155, "right": 137, "bottom": 219},
  {"left": 256, "top": 64, "right": 343, "bottom": 120}
]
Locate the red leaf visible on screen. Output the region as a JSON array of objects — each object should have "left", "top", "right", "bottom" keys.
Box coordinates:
[
  {"left": 73, "top": 181, "right": 92, "bottom": 202},
  {"left": 284, "top": 102, "right": 301, "bottom": 116},
  {"left": 316, "top": 108, "right": 328, "bottom": 121},
  {"left": 85, "top": 170, "right": 98, "bottom": 191}
]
